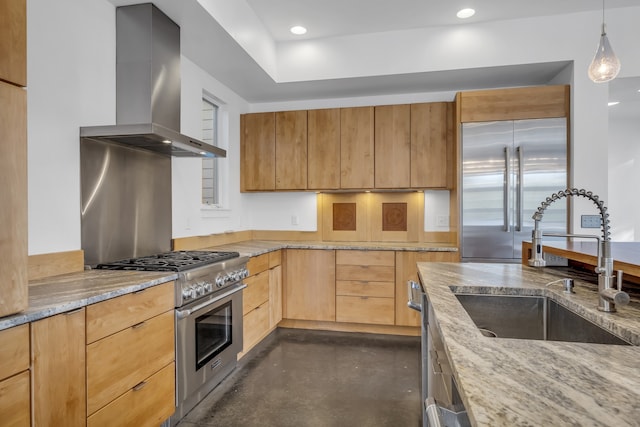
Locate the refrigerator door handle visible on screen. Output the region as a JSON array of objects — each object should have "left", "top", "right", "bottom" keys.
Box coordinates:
[
  {"left": 516, "top": 146, "right": 524, "bottom": 232},
  {"left": 503, "top": 146, "right": 510, "bottom": 232}
]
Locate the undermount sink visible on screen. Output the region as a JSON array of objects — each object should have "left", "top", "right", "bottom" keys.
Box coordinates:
[{"left": 455, "top": 294, "right": 631, "bottom": 345}]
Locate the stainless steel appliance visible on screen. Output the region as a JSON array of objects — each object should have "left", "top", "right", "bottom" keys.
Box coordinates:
[
  {"left": 461, "top": 118, "right": 568, "bottom": 262},
  {"left": 97, "top": 250, "right": 249, "bottom": 426},
  {"left": 408, "top": 281, "right": 470, "bottom": 427}
]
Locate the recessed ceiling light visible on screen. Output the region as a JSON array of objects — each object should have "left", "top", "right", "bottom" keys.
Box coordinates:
[
  {"left": 290, "top": 26, "right": 307, "bottom": 35},
  {"left": 457, "top": 8, "right": 476, "bottom": 19},
  {"left": 608, "top": 101, "right": 620, "bottom": 106}
]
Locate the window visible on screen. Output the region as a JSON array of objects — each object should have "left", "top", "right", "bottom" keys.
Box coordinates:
[{"left": 202, "top": 97, "right": 219, "bottom": 206}]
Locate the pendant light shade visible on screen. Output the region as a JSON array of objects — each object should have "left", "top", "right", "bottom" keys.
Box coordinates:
[{"left": 588, "top": 1, "right": 621, "bottom": 83}]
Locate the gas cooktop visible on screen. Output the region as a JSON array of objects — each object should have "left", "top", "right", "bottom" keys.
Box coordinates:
[{"left": 96, "top": 250, "right": 240, "bottom": 272}]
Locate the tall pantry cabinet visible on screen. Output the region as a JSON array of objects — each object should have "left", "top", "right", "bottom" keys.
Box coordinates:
[{"left": 0, "top": 0, "right": 28, "bottom": 318}]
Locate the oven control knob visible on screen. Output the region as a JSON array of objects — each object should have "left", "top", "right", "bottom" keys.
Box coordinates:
[
  {"left": 203, "top": 282, "right": 213, "bottom": 293},
  {"left": 196, "top": 284, "right": 205, "bottom": 296},
  {"left": 182, "top": 287, "right": 194, "bottom": 300},
  {"left": 241, "top": 268, "right": 249, "bottom": 279},
  {"left": 215, "top": 275, "right": 225, "bottom": 287}
]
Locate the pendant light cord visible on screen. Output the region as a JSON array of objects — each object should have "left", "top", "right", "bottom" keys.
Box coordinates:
[{"left": 601, "top": 0, "right": 607, "bottom": 36}]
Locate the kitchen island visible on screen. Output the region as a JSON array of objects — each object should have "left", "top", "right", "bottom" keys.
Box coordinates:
[{"left": 417, "top": 262, "right": 640, "bottom": 426}]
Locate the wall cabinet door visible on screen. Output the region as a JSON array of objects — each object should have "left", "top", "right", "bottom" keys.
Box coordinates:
[
  {"left": 375, "top": 104, "right": 411, "bottom": 188},
  {"left": 276, "top": 110, "right": 307, "bottom": 190},
  {"left": 283, "top": 249, "right": 336, "bottom": 321},
  {"left": 308, "top": 108, "right": 341, "bottom": 190},
  {"left": 241, "top": 112, "right": 275, "bottom": 191},
  {"left": 410, "top": 102, "right": 453, "bottom": 189},
  {"left": 0, "top": 0, "right": 27, "bottom": 87},
  {"left": 31, "top": 308, "right": 86, "bottom": 427},
  {"left": 0, "top": 81, "right": 27, "bottom": 318},
  {"left": 340, "top": 107, "right": 374, "bottom": 189}
]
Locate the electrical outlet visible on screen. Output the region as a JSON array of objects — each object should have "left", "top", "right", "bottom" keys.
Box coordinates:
[
  {"left": 581, "top": 214, "right": 600, "bottom": 228},
  {"left": 291, "top": 215, "right": 299, "bottom": 226},
  {"left": 436, "top": 215, "right": 449, "bottom": 227}
]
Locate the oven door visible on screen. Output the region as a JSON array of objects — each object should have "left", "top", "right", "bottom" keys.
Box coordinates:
[{"left": 175, "top": 283, "right": 245, "bottom": 407}]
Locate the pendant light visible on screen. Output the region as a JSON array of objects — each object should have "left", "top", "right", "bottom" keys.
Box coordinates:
[{"left": 588, "top": 0, "right": 621, "bottom": 83}]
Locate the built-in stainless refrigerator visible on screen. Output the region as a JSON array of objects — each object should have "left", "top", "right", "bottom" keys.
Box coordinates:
[{"left": 461, "top": 118, "right": 568, "bottom": 262}]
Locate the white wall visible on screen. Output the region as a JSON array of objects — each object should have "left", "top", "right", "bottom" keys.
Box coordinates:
[{"left": 26, "top": 2, "right": 640, "bottom": 256}]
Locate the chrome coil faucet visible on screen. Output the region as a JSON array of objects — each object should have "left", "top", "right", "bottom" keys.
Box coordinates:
[{"left": 528, "top": 188, "right": 630, "bottom": 312}]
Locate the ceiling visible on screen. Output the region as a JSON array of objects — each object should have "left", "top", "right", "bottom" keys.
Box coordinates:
[{"left": 108, "top": 0, "right": 638, "bottom": 104}]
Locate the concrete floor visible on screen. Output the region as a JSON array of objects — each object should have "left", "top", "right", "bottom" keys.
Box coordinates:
[{"left": 177, "top": 328, "right": 422, "bottom": 427}]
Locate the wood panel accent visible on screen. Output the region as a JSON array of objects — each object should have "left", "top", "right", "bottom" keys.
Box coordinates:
[
  {"left": 333, "top": 203, "right": 357, "bottom": 231},
  {"left": 269, "top": 264, "right": 283, "bottom": 328},
  {"left": 28, "top": 250, "right": 85, "bottom": 280},
  {"left": 0, "top": 323, "right": 29, "bottom": 380},
  {"left": 87, "top": 362, "right": 175, "bottom": 427},
  {"left": 243, "top": 271, "right": 269, "bottom": 315},
  {"left": 340, "top": 107, "right": 374, "bottom": 189},
  {"left": 370, "top": 192, "right": 422, "bottom": 242},
  {"left": 308, "top": 108, "right": 340, "bottom": 190},
  {"left": 86, "top": 310, "right": 174, "bottom": 415},
  {"left": 172, "top": 230, "right": 254, "bottom": 251},
  {"left": 375, "top": 104, "right": 411, "bottom": 188},
  {"left": 0, "top": 370, "right": 30, "bottom": 426},
  {"left": 241, "top": 112, "right": 275, "bottom": 191},
  {"left": 86, "top": 282, "right": 174, "bottom": 344},
  {"left": 0, "top": 81, "right": 27, "bottom": 317},
  {"left": 0, "top": 0, "right": 26, "bottom": 86},
  {"left": 336, "top": 296, "right": 395, "bottom": 325},
  {"left": 283, "top": 249, "right": 336, "bottom": 321},
  {"left": 275, "top": 110, "right": 307, "bottom": 190},
  {"left": 251, "top": 229, "right": 322, "bottom": 242},
  {"left": 31, "top": 308, "right": 86, "bottom": 427},
  {"left": 395, "top": 251, "right": 458, "bottom": 327},
  {"left": 247, "top": 253, "right": 269, "bottom": 276},
  {"left": 411, "top": 102, "right": 453, "bottom": 188},
  {"left": 382, "top": 203, "right": 408, "bottom": 231},
  {"left": 322, "top": 193, "right": 369, "bottom": 241},
  {"left": 278, "top": 318, "right": 420, "bottom": 337},
  {"left": 459, "top": 85, "right": 570, "bottom": 123}
]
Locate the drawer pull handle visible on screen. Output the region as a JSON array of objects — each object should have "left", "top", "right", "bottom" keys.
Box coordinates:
[
  {"left": 132, "top": 381, "right": 147, "bottom": 391},
  {"left": 132, "top": 321, "right": 146, "bottom": 329}
]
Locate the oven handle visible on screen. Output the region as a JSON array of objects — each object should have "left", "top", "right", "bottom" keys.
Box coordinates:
[{"left": 176, "top": 283, "right": 247, "bottom": 319}]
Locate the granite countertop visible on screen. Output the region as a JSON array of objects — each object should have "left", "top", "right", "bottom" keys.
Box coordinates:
[
  {"left": 203, "top": 239, "right": 458, "bottom": 258},
  {"left": 0, "top": 270, "right": 177, "bottom": 331},
  {"left": 417, "top": 262, "right": 640, "bottom": 426}
]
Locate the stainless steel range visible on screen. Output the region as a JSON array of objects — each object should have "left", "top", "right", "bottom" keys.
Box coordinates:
[{"left": 97, "top": 250, "right": 249, "bottom": 426}]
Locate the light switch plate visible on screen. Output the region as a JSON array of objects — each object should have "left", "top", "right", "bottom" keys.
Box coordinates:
[{"left": 581, "top": 214, "right": 600, "bottom": 228}]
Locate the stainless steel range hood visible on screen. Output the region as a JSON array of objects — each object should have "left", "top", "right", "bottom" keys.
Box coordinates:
[{"left": 80, "top": 3, "right": 225, "bottom": 158}]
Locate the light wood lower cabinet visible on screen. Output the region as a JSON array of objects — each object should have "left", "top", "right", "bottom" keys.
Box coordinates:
[
  {"left": 31, "top": 308, "right": 86, "bottom": 427},
  {"left": 0, "top": 324, "right": 30, "bottom": 426},
  {"left": 283, "top": 249, "right": 336, "bottom": 321},
  {"left": 336, "top": 250, "right": 395, "bottom": 325},
  {"left": 242, "top": 251, "right": 283, "bottom": 355},
  {"left": 86, "top": 282, "right": 175, "bottom": 424}
]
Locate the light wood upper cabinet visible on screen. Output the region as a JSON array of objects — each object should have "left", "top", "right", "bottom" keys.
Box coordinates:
[
  {"left": 340, "top": 107, "right": 374, "bottom": 189},
  {"left": 410, "top": 102, "right": 453, "bottom": 189},
  {"left": 0, "top": 0, "right": 27, "bottom": 87},
  {"left": 0, "top": 81, "right": 27, "bottom": 318},
  {"left": 283, "top": 249, "right": 336, "bottom": 321},
  {"left": 375, "top": 104, "right": 411, "bottom": 188},
  {"left": 241, "top": 112, "right": 275, "bottom": 191},
  {"left": 275, "top": 110, "right": 308, "bottom": 190},
  {"left": 31, "top": 308, "right": 86, "bottom": 427},
  {"left": 308, "top": 108, "right": 341, "bottom": 190}
]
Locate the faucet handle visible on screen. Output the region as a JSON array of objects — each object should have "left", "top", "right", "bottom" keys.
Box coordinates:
[{"left": 617, "top": 270, "right": 624, "bottom": 291}]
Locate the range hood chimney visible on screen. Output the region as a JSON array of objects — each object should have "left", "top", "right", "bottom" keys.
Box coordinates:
[{"left": 80, "top": 3, "right": 225, "bottom": 158}]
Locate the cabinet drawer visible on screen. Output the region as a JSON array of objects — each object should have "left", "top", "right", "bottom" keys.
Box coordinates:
[
  {"left": 243, "top": 300, "right": 270, "bottom": 353},
  {"left": 336, "top": 296, "right": 395, "bottom": 325},
  {"left": 87, "top": 362, "right": 175, "bottom": 427},
  {"left": 243, "top": 270, "right": 269, "bottom": 315},
  {"left": 86, "top": 281, "right": 174, "bottom": 343},
  {"left": 336, "top": 264, "right": 395, "bottom": 282},
  {"left": 247, "top": 253, "right": 269, "bottom": 276},
  {"left": 268, "top": 250, "right": 282, "bottom": 268},
  {"left": 0, "top": 370, "right": 30, "bottom": 426},
  {"left": 336, "top": 250, "right": 395, "bottom": 267},
  {"left": 336, "top": 280, "right": 394, "bottom": 298},
  {"left": 87, "top": 310, "right": 174, "bottom": 415},
  {"left": 0, "top": 324, "right": 29, "bottom": 380}
]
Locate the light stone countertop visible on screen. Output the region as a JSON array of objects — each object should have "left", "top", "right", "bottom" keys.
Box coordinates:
[
  {"left": 417, "top": 262, "right": 640, "bottom": 426},
  {"left": 203, "top": 239, "right": 458, "bottom": 258},
  {"left": 0, "top": 270, "right": 177, "bottom": 331}
]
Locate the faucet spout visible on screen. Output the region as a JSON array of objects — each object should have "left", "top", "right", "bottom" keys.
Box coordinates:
[{"left": 527, "top": 188, "right": 629, "bottom": 313}]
